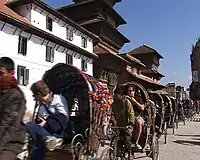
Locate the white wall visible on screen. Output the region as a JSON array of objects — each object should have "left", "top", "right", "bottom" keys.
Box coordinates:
[
  {"left": 72, "top": 57, "right": 93, "bottom": 76},
  {"left": 16, "top": 3, "right": 94, "bottom": 76},
  {"left": 0, "top": 20, "right": 93, "bottom": 122},
  {"left": 16, "top": 4, "right": 94, "bottom": 53}
]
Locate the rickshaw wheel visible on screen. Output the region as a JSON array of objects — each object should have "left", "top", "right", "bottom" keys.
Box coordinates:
[
  {"left": 163, "top": 122, "right": 167, "bottom": 144},
  {"left": 172, "top": 126, "right": 175, "bottom": 134},
  {"left": 175, "top": 117, "right": 178, "bottom": 129},
  {"left": 78, "top": 145, "right": 97, "bottom": 160},
  {"left": 151, "top": 135, "right": 159, "bottom": 160},
  {"left": 99, "top": 147, "right": 115, "bottom": 160},
  {"left": 146, "top": 134, "right": 159, "bottom": 160},
  {"left": 172, "top": 122, "right": 175, "bottom": 134},
  {"left": 110, "top": 133, "right": 131, "bottom": 160},
  {"left": 71, "top": 134, "right": 85, "bottom": 159},
  {"left": 183, "top": 118, "right": 186, "bottom": 125}
]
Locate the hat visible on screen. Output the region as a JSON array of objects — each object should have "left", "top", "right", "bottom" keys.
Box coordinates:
[{"left": 30, "top": 80, "right": 49, "bottom": 96}]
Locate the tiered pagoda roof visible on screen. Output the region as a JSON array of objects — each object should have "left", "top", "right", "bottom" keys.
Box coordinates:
[
  {"left": 58, "top": 0, "right": 130, "bottom": 51},
  {"left": 73, "top": 0, "right": 122, "bottom": 8},
  {"left": 128, "top": 44, "right": 163, "bottom": 59},
  {"left": 127, "top": 44, "right": 165, "bottom": 80}
]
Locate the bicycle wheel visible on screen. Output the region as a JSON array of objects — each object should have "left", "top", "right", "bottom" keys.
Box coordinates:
[{"left": 110, "top": 134, "right": 131, "bottom": 160}]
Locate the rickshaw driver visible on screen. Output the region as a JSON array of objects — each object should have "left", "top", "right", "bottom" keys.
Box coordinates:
[
  {"left": 110, "top": 87, "right": 135, "bottom": 159},
  {"left": 125, "top": 85, "right": 145, "bottom": 150}
]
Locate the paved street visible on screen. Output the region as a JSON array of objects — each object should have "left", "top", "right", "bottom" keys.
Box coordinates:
[
  {"left": 133, "top": 118, "right": 200, "bottom": 160},
  {"left": 98, "top": 117, "right": 200, "bottom": 160},
  {"left": 157, "top": 119, "right": 200, "bottom": 160}
]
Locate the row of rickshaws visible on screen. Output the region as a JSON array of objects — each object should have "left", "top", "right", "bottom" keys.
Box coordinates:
[{"left": 22, "top": 63, "right": 196, "bottom": 160}]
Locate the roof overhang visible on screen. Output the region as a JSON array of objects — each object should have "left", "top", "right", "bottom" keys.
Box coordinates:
[
  {"left": 119, "top": 53, "right": 146, "bottom": 68},
  {"left": 126, "top": 69, "right": 166, "bottom": 88},
  {"left": 94, "top": 44, "right": 130, "bottom": 64},
  {"left": 58, "top": 0, "right": 126, "bottom": 26},
  {"left": 128, "top": 44, "right": 163, "bottom": 59},
  {"left": 6, "top": 0, "right": 100, "bottom": 43},
  {"left": 142, "top": 69, "right": 165, "bottom": 78},
  {"left": 0, "top": 9, "right": 98, "bottom": 59}
]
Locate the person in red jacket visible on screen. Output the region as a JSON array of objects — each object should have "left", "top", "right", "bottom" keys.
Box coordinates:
[{"left": 0, "top": 57, "right": 26, "bottom": 159}]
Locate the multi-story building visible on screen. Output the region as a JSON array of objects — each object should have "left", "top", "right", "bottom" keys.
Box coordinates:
[
  {"left": 0, "top": 0, "right": 99, "bottom": 119},
  {"left": 189, "top": 39, "right": 200, "bottom": 99},
  {"left": 118, "top": 53, "right": 165, "bottom": 90},
  {"left": 127, "top": 44, "right": 165, "bottom": 82},
  {"left": 57, "top": 0, "right": 166, "bottom": 92},
  {"left": 176, "top": 85, "right": 188, "bottom": 101},
  {"left": 58, "top": 0, "right": 131, "bottom": 93},
  {"left": 165, "top": 83, "right": 176, "bottom": 98}
]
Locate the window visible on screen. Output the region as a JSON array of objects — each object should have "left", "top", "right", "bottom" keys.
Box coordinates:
[
  {"left": 46, "top": 46, "right": 54, "bottom": 63},
  {"left": 46, "top": 17, "right": 53, "bottom": 31},
  {"left": 18, "top": 36, "right": 27, "bottom": 56},
  {"left": 81, "top": 59, "right": 87, "bottom": 72},
  {"left": 17, "top": 65, "right": 29, "bottom": 86},
  {"left": 66, "top": 28, "right": 73, "bottom": 41},
  {"left": 66, "top": 54, "right": 73, "bottom": 65},
  {"left": 81, "top": 37, "right": 87, "bottom": 48}
]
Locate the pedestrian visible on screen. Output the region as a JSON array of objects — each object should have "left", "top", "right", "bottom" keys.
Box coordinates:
[{"left": 0, "top": 57, "right": 26, "bottom": 159}]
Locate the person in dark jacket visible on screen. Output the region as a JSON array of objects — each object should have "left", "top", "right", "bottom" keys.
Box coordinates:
[
  {"left": 0, "top": 57, "right": 26, "bottom": 159},
  {"left": 110, "top": 88, "right": 135, "bottom": 159}
]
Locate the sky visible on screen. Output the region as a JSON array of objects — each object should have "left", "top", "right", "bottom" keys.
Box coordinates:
[{"left": 45, "top": 0, "right": 200, "bottom": 88}]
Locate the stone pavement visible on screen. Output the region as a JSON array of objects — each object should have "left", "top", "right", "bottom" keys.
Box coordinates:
[
  {"left": 157, "top": 118, "right": 200, "bottom": 160},
  {"left": 98, "top": 116, "right": 200, "bottom": 160}
]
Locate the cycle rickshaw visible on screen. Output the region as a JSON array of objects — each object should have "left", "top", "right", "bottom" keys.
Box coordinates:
[
  {"left": 20, "top": 63, "right": 114, "bottom": 160},
  {"left": 169, "top": 96, "right": 178, "bottom": 134},
  {"left": 148, "top": 90, "right": 166, "bottom": 142},
  {"left": 109, "top": 81, "right": 159, "bottom": 160},
  {"left": 156, "top": 91, "right": 173, "bottom": 144}
]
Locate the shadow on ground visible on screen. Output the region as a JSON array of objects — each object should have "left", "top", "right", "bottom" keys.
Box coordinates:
[
  {"left": 192, "top": 138, "right": 200, "bottom": 141},
  {"left": 175, "top": 134, "right": 200, "bottom": 137},
  {"left": 172, "top": 140, "right": 200, "bottom": 146}
]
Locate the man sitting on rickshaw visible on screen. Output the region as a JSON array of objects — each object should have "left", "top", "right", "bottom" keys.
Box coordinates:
[
  {"left": 25, "top": 80, "right": 69, "bottom": 160},
  {"left": 124, "top": 85, "right": 145, "bottom": 150},
  {"left": 110, "top": 87, "right": 135, "bottom": 159}
]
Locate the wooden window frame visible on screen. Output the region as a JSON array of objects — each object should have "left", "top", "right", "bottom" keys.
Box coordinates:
[
  {"left": 17, "top": 65, "right": 29, "bottom": 86},
  {"left": 18, "top": 36, "right": 27, "bottom": 56},
  {"left": 66, "top": 54, "right": 73, "bottom": 65},
  {"left": 46, "top": 17, "right": 53, "bottom": 31},
  {"left": 46, "top": 46, "right": 54, "bottom": 63},
  {"left": 81, "top": 59, "right": 87, "bottom": 72},
  {"left": 66, "top": 28, "right": 74, "bottom": 41},
  {"left": 81, "top": 37, "right": 87, "bottom": 48}
]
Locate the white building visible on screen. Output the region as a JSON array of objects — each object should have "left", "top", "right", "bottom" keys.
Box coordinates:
[{"left": 0, "top": 0, "right": 99, "bottom": 121}]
